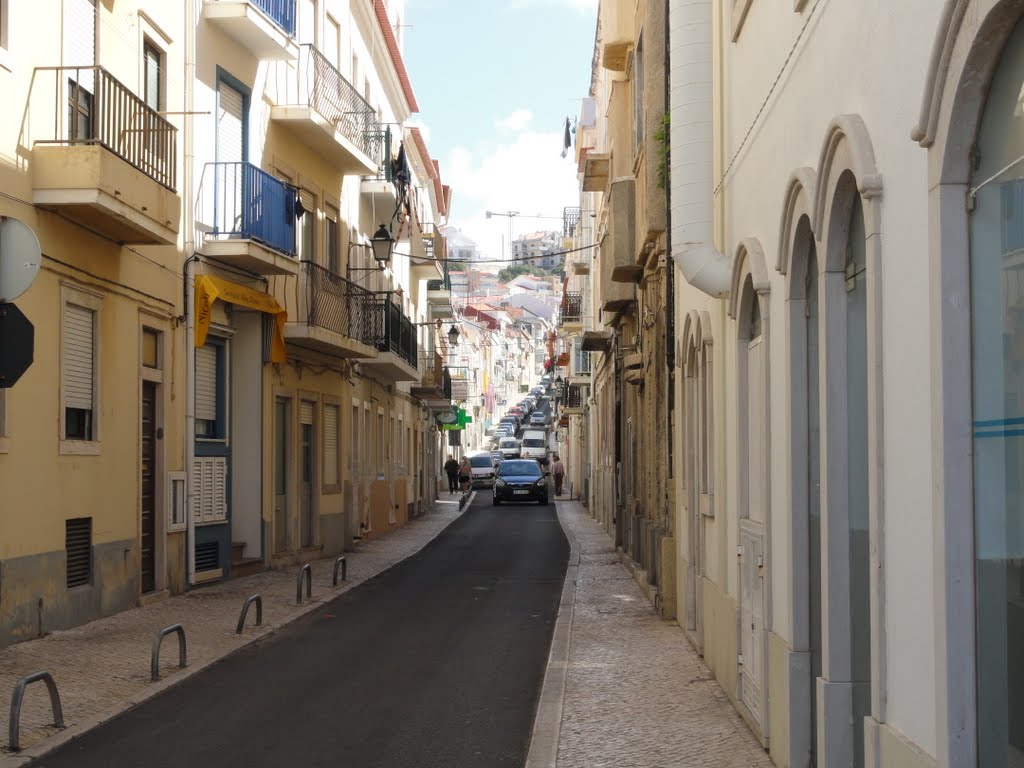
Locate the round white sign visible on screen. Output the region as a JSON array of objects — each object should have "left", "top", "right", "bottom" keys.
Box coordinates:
[{"left": 0, "top": 218, "right": 41, "bottom": 303}]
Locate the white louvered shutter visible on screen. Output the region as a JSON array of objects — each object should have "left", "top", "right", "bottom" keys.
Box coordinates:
[
  {"left": 217, "top": 82, "right": 244, "bottom": 165},
  {"left": 300, "top": 400, "right": 314, "bottom": 425},
  {"left": 192, "top": 457, "right": 227, "bottom": 522},
  {"left": 323, "top": 405, "right": 338, "bottom": 486},
  {"left": 64, "top": 304, "right": 94, "bottom": 411},
  {"left": 63, "top": 0, "right": 96, "bottom": 90},
  {"left": 195, "top": 346, "right": 218, "bottom": 423}
]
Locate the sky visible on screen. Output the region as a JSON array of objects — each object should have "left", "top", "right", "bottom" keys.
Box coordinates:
[{"left": 404, "top": 0, "right": 598, "bottom": 268}]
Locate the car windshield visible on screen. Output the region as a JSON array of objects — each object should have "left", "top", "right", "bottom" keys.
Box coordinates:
[
  {"left": 532, "top": 412, "right": 544, "bottom": 417},
  {"left": 499, "top": 461, "right": 542, "bottom": 478},
  {"left": 500, "top": 439, "right": 518, "bottom": 448},
  {"left": 522, "top": 438, "right": 545, "bottom": 447},
  {"left": 469, "top": 456, "right": 493, "bottom": 468}
]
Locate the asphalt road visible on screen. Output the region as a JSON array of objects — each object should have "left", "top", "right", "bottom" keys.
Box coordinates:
[{"left": 33, "top": 494, "right": 569, "bottom": 768}]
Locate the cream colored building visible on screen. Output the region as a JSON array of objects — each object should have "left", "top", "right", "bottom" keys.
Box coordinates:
[
  {"left": 574, "top": 0, "right": 1024, "bottom": 766},
  {"left": 0, "top": 0, "right": 453, "bottom": 647}
]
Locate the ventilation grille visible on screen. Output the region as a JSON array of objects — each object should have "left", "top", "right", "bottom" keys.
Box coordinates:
[
  {"left": 195, "top": 541, "right": 220, "bottom": 572},
  {"left": 65, "top": 517, "right": 92, "bottom": 588}
]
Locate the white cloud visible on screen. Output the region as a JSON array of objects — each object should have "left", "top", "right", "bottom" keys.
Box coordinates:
[
  {"left": 443, "top": 131, "right": 578, "bottom": 271},
  {"left": 496, "top": 109, "right": 534, "bottom": 132}
]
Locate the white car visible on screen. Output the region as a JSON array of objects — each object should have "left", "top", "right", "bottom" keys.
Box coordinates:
[
  {"left": 498, "top": 437, "right": 521, "bottom": 460},
  {"left": 467, "top": 453, "right": 498, "bottom": 488}
]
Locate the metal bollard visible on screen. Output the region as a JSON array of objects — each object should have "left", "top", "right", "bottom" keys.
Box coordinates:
[
  {"left": 332, "top": 555, "right": 347, "bottom": 586},
  {"left": 296, "top": 563, "right": 312, "bottom": 604},
  {"left": 235, "top": 594, "right": 263, "bottom": 634},
  {"left": 151, "top": 624, "right": 187, "bottom": 682},
  {"left": 8, "top": 671, "right": 64, "bottom": 751}
]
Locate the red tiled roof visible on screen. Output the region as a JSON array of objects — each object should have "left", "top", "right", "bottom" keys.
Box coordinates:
[{"left": 373, "top": 0, "right": 420, "bottom": 113}]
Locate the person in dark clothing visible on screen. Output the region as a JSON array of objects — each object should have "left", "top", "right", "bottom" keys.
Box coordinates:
[{"left": 443, "top": 455, "right": 460, "bottom": 493}]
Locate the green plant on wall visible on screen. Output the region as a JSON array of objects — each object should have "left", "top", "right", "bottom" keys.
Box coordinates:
[{"left": 654, "top": 112, "right": 670, "bottom": 190}]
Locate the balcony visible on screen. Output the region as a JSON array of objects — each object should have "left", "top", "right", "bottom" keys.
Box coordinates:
[
  {"left": 409, "top": 220, "right": 443, "bottom": 281},
  {"left": 270, "top": 45, "right": 381, "bottom": 174},
  {"left": 411, "top": 353, "right": 452, "bottom": 410},
  {"left": 563, "top": 206, "right": 581, "bottom": 238},
  {"left": 582, "top": 151, "right": 610, "bottom": 192},
  {"left": 559, "top": 291, "right": 583, "bottom": 332},
  {"left": 359, "top": 296, "right": 419, "bottom": 383},
  {"left": 581, "top": 329, "right": 613, "bottom": 353},
  {"left": 563, "top": 384, "right": 585, "bottom": 415},
  {"left": 601, "top": 176, "right": 638, "bottom": 314},
  {"left": 30, "top": 67, "right": 179, "bottom": 245},
  {"left": 426, "top": 277, "right": 453, "bottom": 318},
  {"left": 198, "top": 162, "right": 299, "bottom": 275},
  {"left": 202, "top": 0, "right": 297, "bottom": 60},
  {"left": 283, "top": 261, "right": 380, "bottom": 358},
  {"left": 361, "top": 125, "right": 398, "bottom": 207}
]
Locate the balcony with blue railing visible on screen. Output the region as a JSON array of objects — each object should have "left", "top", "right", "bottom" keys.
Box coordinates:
[
  {"left": 202, "top": 0, "right": 298, "bottom": 61},
  {"left": 197, "top": 161, "right": 300, "bottom": 276},
  {"left": 268, "top": 44, "right": 383, "bottom": 175}
]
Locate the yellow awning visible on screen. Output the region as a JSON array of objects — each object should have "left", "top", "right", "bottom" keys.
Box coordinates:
[{"left": 194, "top": 275, "right": 287, "bottom": 363}]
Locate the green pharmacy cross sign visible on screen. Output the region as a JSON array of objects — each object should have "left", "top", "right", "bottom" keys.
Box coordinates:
[{"left": 437, "top": 407, "right": 472, "bottom": 430}]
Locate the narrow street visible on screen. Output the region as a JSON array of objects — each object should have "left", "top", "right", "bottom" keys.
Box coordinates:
[{"left": 30, "top": 496, "right": 568, "bottom": 768}]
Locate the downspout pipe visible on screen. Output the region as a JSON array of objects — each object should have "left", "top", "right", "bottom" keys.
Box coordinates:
[
  {"left": 669, "top": 0, "right": 731, "bottom": 298},
  {"left": 184, "top": 0, "right": 197, "bottom": 586}
]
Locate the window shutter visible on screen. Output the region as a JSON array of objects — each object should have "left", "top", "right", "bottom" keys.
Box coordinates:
[
  {"left": 323, "top": 405, "right": 338, "bottom": 486},
  {"left": 195, "top": 345, "right": 218, "bottom": 423},
  {"left": 217, "top": 81, "right": 244, "bottom": 165},
  {"left": 63, "top": 0, "right": 96, "bottom": 90},
  {"left": 192, "top": 457, "right": 227, "bottom": 522},
  {"left": 64, "top": 304, "right": 94, "bottom": 410},
  {"left": 300, "top": 400, "right": 314, "bottom": 425},
  {"left": 299, "top": 189, "right": 316, "bottom": 216}
]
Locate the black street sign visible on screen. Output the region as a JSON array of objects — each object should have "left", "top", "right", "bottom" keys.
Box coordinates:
[{"left": 0, "top": 301, "right": 34, "bottom": 388}]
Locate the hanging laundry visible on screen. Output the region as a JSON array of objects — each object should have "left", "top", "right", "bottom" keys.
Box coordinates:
[{"left": 561, "top": 117, "right": 571, "bottom": 158}]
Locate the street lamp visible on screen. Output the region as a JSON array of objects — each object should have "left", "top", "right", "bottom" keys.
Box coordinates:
[
  {"left": 447, "top": 325, "right": 460, "bottom": 347},
  {"left": 370, "top": 223, "right": 395, "bottom": 268}
]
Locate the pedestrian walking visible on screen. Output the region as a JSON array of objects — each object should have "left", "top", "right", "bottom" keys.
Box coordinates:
[
  {"left": 459, "top": 456, "right": 472, "bottom": 493},
  {"left": 551, "top": 454, "right": 565, "bottom": 496},
  {"left": 444, "top": 455, "right": 460, "bottom": 493}
]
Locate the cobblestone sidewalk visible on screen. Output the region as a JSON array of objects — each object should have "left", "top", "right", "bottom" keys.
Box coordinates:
[
  {"left": 552, "top": 501, "right": 773, "bottom": 768},
  {"left": 0, "top": 499, "right": 465, "bottom": 764}
]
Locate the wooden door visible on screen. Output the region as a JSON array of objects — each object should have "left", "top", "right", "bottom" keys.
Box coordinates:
[{"left": 140, "top": 381, "right": 157, "bottom": 593}]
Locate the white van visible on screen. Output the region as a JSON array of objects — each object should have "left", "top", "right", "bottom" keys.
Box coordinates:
[
  {"left": 467, "top": 452, "right": 498, "bottom": 488},
  {"left": 520, "top": 430, "right": 549, "bottom": 466}
]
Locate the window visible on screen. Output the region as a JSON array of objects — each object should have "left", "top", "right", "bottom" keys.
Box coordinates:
[
  {"left": 192, "top": 456, "right": 227, "bottom": 522},
  {"left": 63, "top": 301, "right": 97, "bottom": 442},
  {"left": 167, "top": 471, "right": 186, "bottom": 532},
  {"left": 325, "top": 15, "right": 341, "bottom": 68},
  {"left": 195, "top": 343, "right": 225, "bottom": 439},
  {"left": 65, "top": 517, "right": 92, "bottom": 588},
  {"left": 68, "top": 78, "right": 93, "bottom": 142},
  {"left": 142, "top": 328, "right": 159, "bottom": 369},
  {"left": 297, "top": 189, "right": 316, "bottom": 262},
  {"left": 143, "top": 40, "right": 163, "bottom": 112},
  {"left": 323, "top": 403, "right": 339, "bottom": 490},
  {"left": 325, "top": 205, "right": 340, "bottom": 273}
]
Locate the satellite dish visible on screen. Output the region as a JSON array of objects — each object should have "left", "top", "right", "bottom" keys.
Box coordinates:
[{"left": 0, "top": 218, "right": 41, "bottom": 303}]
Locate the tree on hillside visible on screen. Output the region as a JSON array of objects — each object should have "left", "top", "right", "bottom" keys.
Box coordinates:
[{"left": 496, "top": 264, "right": 550, "bottom": 283}]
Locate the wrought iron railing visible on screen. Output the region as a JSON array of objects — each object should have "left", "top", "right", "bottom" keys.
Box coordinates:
[
  {"left": 564, "top": 206, "right": 581, "bottom": 238},
  {"left": 33, "top": 66, "right": 177, "bottom": 190},
  {"left": 250, "top": 0, "right": 296, "bottom": 36},
  {"left": 300, "top": 44, "right": 382, "bottom": 162},
  {"left": 202, "top": 162, "right": 297, "bottom": 256},
  {"left": 565, "top": 384, "right": 584, "bottom": 410},
  {"left": 560, "top": 291, "right": 583, "bottom": 324},
  {"left": 370, "top": 297, "right": 418, "bottom": 370},
  {"left": 295, "top": 261, "right": 380, "bottom": 342}
]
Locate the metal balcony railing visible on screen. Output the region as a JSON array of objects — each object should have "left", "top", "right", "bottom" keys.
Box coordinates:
[
  {"left": 34, "top": 66, "right": 177, "bottom": 190},
  {"left": 251, "top": 0, "right": 296, "bottom": 36},
  {"left": 565, "top": 384, "right": 584, "bottom": 410},
  {"left": 563, "top": 206, "right": 581, "bottom": 238},
  {"left": 294, "top": 261, "right": 381, "bottom": 342},
  {"left": 299, "top": 44, "right": 382, "bottom": 162},
  {"left": 560, "top": 291, "right": 583, "bottom": 324},
  {"left": 202, "top": 162, "right": 297, "bottom": 257},
  {"left": 370, "top": 297, "right": 418, "bottom": 370}
]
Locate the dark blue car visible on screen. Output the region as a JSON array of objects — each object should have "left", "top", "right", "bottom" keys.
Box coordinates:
[{"left": 493, "top": 459, "right": 549, "bottom": 505}]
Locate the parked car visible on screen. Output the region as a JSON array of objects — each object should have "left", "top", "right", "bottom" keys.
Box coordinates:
[
  {"left": 498, "top": 436, "right": 521, "bottom": 460},
  {"left": 493, "top": 459, "right": 549, "bottom": 505},
  {"left": 509, "top": 406, "right": 525, "bottom": 417},
  {"left": 467, "top": 452, "right": 498, "bottom": 488},
  {"left": 490, "top": 450, "right": 504, "bottom": 466},
  {"left": 529, "top": 411, "right": 547, "bottom": 427}
]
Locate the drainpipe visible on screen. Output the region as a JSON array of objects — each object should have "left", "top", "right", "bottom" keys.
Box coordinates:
[
  {"left": 183, "top": 0, "right": 197, "bottom": 586},
  {"left": 669, "top": 0, "right": 731, "bottom": 298}
]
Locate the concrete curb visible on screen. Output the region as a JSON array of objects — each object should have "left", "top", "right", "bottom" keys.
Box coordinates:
[
  {"left": 0, "top": 501, "right": 472, "bottom": 768},
  {"left": 525, "top": 500, "right": 581, "bottom": 768}
]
